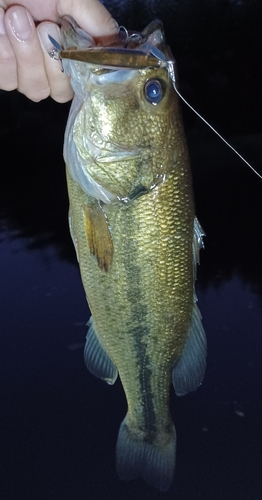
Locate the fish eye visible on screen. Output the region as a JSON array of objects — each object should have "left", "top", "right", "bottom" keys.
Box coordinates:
[{"left": 144, "top": 79, "right": 164, "bottom": 105}]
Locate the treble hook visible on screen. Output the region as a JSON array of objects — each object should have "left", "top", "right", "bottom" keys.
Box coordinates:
[
  {"left": 118, "top": 25, "right": 129, "bottom": 47},
  {"left": 118, "top": 26, "right": 143, "bottom": 48}
]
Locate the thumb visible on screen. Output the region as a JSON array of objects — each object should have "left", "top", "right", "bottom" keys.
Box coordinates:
[{"left": 57, "top": 0, "right": 118, "bottom": 37}]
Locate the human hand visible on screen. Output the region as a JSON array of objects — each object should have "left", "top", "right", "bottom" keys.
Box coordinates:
[{"left": 0, "top": 0, "right": 118, "bottom": 102}]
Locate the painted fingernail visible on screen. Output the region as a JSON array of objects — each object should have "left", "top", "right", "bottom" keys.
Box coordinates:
[
  {"left": 38, "top": 23, "right": 61, "bottom": 54},
  {"left": 9, "top": 8, "right": 32, "bottom": 42}
]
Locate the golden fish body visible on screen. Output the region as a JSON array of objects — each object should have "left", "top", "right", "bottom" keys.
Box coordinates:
[{"left": 62, "top": 18, "right": 206, "bottom": 492}]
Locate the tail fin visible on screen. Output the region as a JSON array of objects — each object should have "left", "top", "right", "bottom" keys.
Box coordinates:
[{"left": 116, "top": 416, "right": 176, "bottom": 492}]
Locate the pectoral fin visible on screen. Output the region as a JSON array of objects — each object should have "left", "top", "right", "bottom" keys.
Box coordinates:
[
  {"left": 84, "top": 202, "right": 113, "bottom": 272},
  {"left": 84, "top": 317, "right": 118, "bottom": 385},
  {"left": 172, "top": 304, "right": 206, "bottom": 396}
]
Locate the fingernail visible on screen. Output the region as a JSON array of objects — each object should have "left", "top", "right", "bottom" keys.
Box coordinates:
[
  {"left": 38, "top": 23, "right": 61, "bottom": 54},
  {"left": 9, "top": 8, "right": 32, "bottom": 42},
  {"left": 108, "top": 17, "right": 119, "bottom": 34},
  {"left": 112, "top": 19, "right": 119, "bottom": 31},
  {"left": 0, "top": 8, "right": 6, "bottom": 35}
]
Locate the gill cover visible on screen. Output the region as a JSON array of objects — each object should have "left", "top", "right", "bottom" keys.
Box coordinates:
[{"left": 61, "top": 17, "right": 173, "bottom": 204}]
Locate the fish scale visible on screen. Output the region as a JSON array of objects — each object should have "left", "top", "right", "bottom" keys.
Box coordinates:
[{"left": 66, "top": 164, "right": 194, "bottom": 441}]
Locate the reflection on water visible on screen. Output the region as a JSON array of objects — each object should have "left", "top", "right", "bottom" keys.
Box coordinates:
[
  {"left": 1, "top": 1, "right": 262, "bottom": 498},
  {"left": 0, "top": 93, "right": 74, "bottom": 262},
  {"left": 191, "top": 131, "right": 262, "bottom": 297},
  {"left": 0, "top": 230, "right": 88, "bottom": 380}
]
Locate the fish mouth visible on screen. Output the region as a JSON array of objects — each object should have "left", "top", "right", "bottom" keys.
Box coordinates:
[{"left": 59, "top": 16, "right": 166, "bottom": 70}]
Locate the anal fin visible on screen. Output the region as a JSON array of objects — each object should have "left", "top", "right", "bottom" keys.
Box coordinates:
[{"left": 84, "top": 317, "right": 118, "bottom": 385}]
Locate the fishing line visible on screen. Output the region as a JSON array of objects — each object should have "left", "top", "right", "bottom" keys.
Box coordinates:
[
  {"left": 48, "top": 30, "right": 261, "bottom": 180},
  {"left": 165, "top": 60, "right": 262, "bottom": 180}
]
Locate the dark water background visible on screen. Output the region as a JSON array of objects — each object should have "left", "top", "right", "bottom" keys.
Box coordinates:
[{"left": 1, "top": 1, "right": 262, "bottom": 499}]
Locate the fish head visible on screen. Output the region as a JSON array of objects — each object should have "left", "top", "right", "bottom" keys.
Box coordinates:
[{"left": 62, "top": 18, "right": 183, "bottom": 205}]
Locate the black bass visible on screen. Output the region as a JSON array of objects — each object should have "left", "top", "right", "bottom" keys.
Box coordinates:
[{"left": 60, "top": 16, "right": 206, "bottom": 492}]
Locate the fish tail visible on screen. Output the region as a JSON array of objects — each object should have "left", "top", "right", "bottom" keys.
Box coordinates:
[{"left": 116, "top": 416, "right": 176, "bottom": 492}]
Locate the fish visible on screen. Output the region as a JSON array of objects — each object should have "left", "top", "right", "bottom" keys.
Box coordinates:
[{"left": 60, "top": 16, "right": 206, "bottom": 492}]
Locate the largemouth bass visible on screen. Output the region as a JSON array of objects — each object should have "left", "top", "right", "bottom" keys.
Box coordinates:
[{"left": 60, "top": 16, "right": 206, "bottom": 492}]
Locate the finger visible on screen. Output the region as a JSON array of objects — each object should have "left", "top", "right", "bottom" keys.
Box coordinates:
[
  {"left": 57, "top": 0, "right": 118, "bottom": 37},
  {"left": 4, "top": 5, "right": 50, "bottom": 101},
  {"left": 0, "top": 7, "right": 17, "bottom": 90},
  {"left": 37, "top": 22, "right": 73, "bottom": 103}
]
